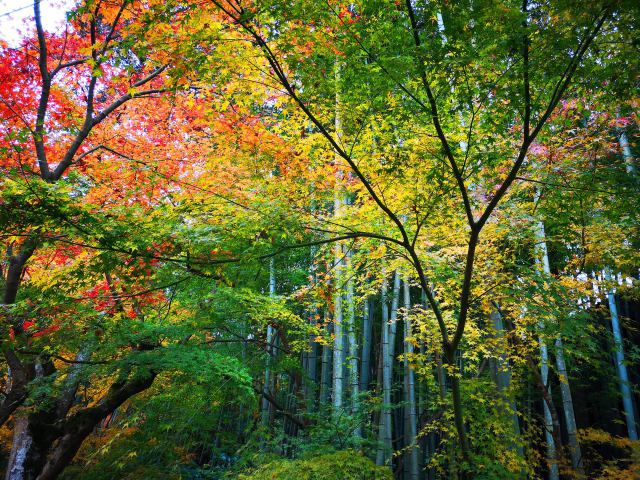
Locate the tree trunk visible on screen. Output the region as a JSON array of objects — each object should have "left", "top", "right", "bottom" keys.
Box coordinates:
[
  {"left": 388, "top": 272, "right": 400, "bottom": 364},
  {"left": 332, "top": 243, "right": 344, "bottom": 413},
  {"left": 4, "top": 417, "right": 33, "bottom": 480},
  {"left": 360, "top": 297, "right": 373, "bottom": 393},
  {"left": 446, "top": 359, "right": 469, "bottom": 471},
  {"left": 35, "top": 372, "right": 157, "bottom": 480},
  {"left": 422, "top": 288, "right": 441, "bottom": 479},
  {"left": 403, "top": 280, "right": 419, "bottom": 480},
  {"left": 261, "top": 258, "right": 276, "bottom": 426},
  {"left": 527, "top": 355, "right": 564, "bottom": 478},
  {"left": 0, "top": 351, "right": 31, "bottom": 428},
  {"left": 605, "top": 270, "right": 638, "bottom": 440},
  {"left": 5, "top": 362, "right": 54, "bottom": 480},
  {"left": 618, "top": 120, "right": 636, "bottom": 175},
  {"left": 490, "top": 309, "right": 523, "bottom": 456},
  {"left": 554, "top": 337, "right": 583, "bottom": 472},
  {"left": 538, "top": 329, "right": 560, "bottom": 480},
  {"left": 3, "top": 239, "right": 37, "bottom": 306},
  {"left": 306, "top": 203, "right": 319, "bottom": 411},
  {"left": 531, "top": 216, "right": 560, "bottom": 479},
  {"left": 4, "top": 409, "right": 53, "bottom": 480},
  {"left": 376, "top": 275, "right": 392, "bottom": 466},
  {"left": 55, "top": 349, "right": 90, "bottom": 419},
  {"left": 331, "top": 59, "right": 345, "bottom": 415},
  {"left": 3, "top": 239, "right": 43, "bottom": 480},
  {"left": 534, "top": 216, "right": 583, "bottom": 473},
  {"left": 346, "top": 256, "right": 360, "bottom": 435},
  {"left": 320, "top": 310, "right": 332, "bottom": 406},
  {"left": 306, "top": 332, "right": 318, "bottom": 412}
]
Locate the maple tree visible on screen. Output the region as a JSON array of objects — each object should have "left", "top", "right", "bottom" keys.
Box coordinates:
[
  {"left": 202, "top": 0, "right": 638, "bottom": 473},
  {"left": 0, "top": 1, "right": 246, "bottom": 478}
]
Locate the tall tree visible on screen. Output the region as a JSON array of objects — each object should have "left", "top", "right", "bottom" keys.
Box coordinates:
[
  {"left": 208, "top": 2, "right": 623, "bottom": 471},
  {"left": 402, "top": 279, "right": 419, "bottom": 480},
  {"left": 534, "top": 211, "right": 584, "bottom": 473},
  {"left": 605, "top": 270, "right": 638, "bottom": 440}
]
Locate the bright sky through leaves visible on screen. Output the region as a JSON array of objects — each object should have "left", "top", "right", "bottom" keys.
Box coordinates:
[{"left": 0, "top": 0, "right": 72, "bottom": 46}]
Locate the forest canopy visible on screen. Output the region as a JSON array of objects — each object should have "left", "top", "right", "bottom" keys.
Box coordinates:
[{"left": 0, "top": 0, "right": 639, "bottom": 479}]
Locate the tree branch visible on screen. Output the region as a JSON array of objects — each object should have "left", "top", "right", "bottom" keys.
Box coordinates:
[
  {"left": 404, "top": 0, "right": 475, "bottom": 228},
  {"left": 33, "top": 0, "right": 52, "bottom": 179},
  {"left": 211, "top": 0, "right": 449, "bottom": 343},
  {"left": 476, "top": 6, "right": 611, "bottom": 232}
]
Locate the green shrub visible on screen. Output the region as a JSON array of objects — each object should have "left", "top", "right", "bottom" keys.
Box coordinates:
[{"left": 236, "top": 450, "right": 392, "bottom": 480}]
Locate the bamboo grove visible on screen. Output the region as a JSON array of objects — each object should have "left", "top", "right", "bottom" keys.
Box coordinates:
[{"left": 0, "top": 0, "right": 639, "bottom": 479}]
